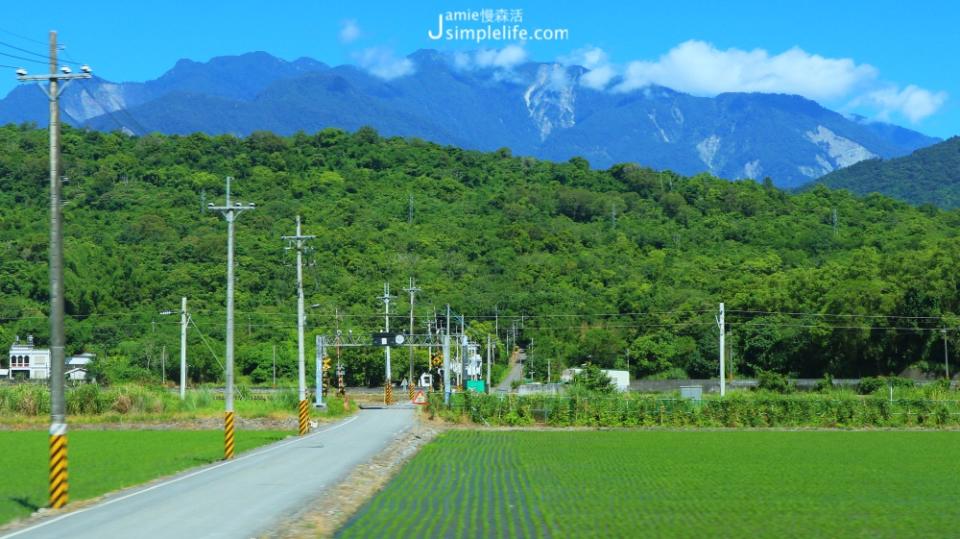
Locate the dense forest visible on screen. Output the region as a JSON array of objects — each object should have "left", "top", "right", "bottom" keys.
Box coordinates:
[
  {"left": 816, "top": 136, "right": 960, "bottom": 208},
  {"left": 1, "top": 124, "right": 959, "bottom": 385}
]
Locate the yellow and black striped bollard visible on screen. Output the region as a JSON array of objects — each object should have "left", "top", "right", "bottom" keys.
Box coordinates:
[
  {"left": 297, "top": 399, "right": 309, "bottom": 436},
  {"left": 385, "top": 383, "right": 393, "bottom": 405},
  {"left": 224, "top": 411, "right": 235, "bottom": 460},
  {"left": 49, "top": 423, "right": 69, "bottom": 508},
  {"left": 408, "top": 384, "right": 415, "bottom": 401}
]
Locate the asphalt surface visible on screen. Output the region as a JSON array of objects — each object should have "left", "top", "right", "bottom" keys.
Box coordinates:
[
  {"left": 2, "top": 407, "right": 415, "bottom": 539},
  {"left": 496, "top": 349, "right": 525, "bottom": 392}
]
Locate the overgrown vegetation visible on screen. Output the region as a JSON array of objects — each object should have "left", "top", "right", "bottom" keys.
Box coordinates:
[
  {"left": 2, "top": 125, "right": 960, "bottom": 384},
  {"left": 0, "top": 383, "right": 348, "bottom": 422},
  {"left": 428, "top": 387, "right": 960, "bottom": 428}
]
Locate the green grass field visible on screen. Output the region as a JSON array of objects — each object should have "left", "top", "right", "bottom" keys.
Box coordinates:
[
  {"left": 339, "top": 430, "right": 960, "bottom": 538},
  {"left": 0, "top": 430, "right": 287, "bottom": 526}
]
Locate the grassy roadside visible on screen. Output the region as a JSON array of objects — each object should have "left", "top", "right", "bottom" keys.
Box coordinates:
[
  {"left": 0, "top": 429, "right": 289, "bottom": 526},
  {"left": 0, "top": 384, "right": 355, "bottom": 427}
]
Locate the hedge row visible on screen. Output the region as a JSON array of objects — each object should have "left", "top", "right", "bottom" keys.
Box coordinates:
[{"left": 427, "top": 391, "right": 960, "bottom": 428}]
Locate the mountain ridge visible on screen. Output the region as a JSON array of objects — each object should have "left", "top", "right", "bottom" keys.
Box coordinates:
[{"left": 0, "top": 49, "right": 940, "bottom": 188}]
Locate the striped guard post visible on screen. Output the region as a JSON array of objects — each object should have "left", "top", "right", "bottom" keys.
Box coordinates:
[
  {"left": 408, "top": 384, "right": 415, "bottom": 401},
  {"left": 224, "top": 411, "right": 236, "bottom": 460},
  {"left": 49, "top": 422, "right": 69, "bottom": 508},
  {"left": 385, "top": 383, "right": 393, "bottom": 405},
  {"left": 297, "top": 399, "right": 309, "bottom": 436}
]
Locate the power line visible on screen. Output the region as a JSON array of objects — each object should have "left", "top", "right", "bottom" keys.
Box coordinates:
[
  {"left": 0, "top": 49, "right": 48, "bottom": 66},
  {"left": 0, "top": 26, "right": 47, "bottom": 46},
  {"left": 728, "top": 309, "right": 952, "bottom": 321},
  {"left": 0, "top": 39, "right": 52, "bottom": 61}
]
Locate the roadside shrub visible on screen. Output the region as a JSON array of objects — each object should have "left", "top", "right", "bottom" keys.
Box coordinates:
[
  {"left": 67, "top": 383, "right": 109, "bottom": 415},
  {"left": 858, "top": 376, "right": 916, "bottom": 395},
  {"left": 572, "top": 363, "right": 615, "bottom": 393},
  {"left": 814, "top": 373, "right": 834, "bottom": 393},
  {"left": 756, "top": 370, "right": 793, "bottom": 393}
]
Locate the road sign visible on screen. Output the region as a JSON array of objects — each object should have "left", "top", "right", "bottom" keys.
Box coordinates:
[
  {"left": 322, "top": 357, "right": 332, "bottom": 371},
  {"left": 412, "top": 390, "right": 427, "bottom": 405},
  {"left": 372, "top": 332, "right": 405, "bottom": 346}
]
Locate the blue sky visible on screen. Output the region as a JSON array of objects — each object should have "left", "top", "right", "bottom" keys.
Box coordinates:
[{"left": 1, "top": 0, "right": 956, "bottom": 137}]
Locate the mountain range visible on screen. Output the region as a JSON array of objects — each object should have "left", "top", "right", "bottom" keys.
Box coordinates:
[{"left": 0, "top": 49, "right": 940, "bottom": 188}]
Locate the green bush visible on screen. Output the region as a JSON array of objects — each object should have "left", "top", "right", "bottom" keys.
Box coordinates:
[
  {"left": 572, "top": 363, "right": 615, "bottom": 393},
  {"left": 756, "top": 370, "right": 793, "bottom": 393}
]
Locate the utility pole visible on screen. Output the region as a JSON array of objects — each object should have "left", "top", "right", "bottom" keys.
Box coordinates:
[
  {"left": 943, "top": 329, "right": 951, "bottom": 380},
  {"left": 486, "top": 334, "right": 492, "bottom": 392},
  {"left": 16, "top": 30, "right": 92, "bottom": 510},
  {"left": 404, "top": 277, "right": 420, "bottom": 400},
  {"left": 208, "top": 176, "right": 255, "bottom": 458},
  {"left": 315, "top": 335, "right": 326, "bottom": 408},
  {"left": 272, "top": 344, "right": 277, "bottom": 387},
  {"left": 380, "top": 283, "right": 395, "bottom": 404},
  {"left": 282, "top": 215, "right": 315, "bottom": 433},
  {"left": 161, "top": 345, "right": 166, "bottom": 384},
  {"left": 442, "top": 331, "right": 451, "bottom": 404},
  {"left": 716, "top": 303, "right": 726, "bottom": 397},
  {"left": 180, "top": 297, "right": 188, "bottom": 399},
  {"left": 460, "top": 315, "right": 467, "bottom": 389},
  {"left": 494, "top": 304, "right": 499, "bottom": 364}
]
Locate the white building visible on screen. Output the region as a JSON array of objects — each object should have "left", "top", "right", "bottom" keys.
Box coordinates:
[
  {"left": 7, "top": 335, "right": 50, "bottom": 380},
  {"left": 5, "top": 336, "right": 94, "bottom": 381}
]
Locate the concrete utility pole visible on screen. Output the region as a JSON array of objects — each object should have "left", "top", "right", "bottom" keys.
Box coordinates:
[
  {"left": 281, "top": 216, "right": 315, "bottom": 433},
  {"left": 380, "top": 283, "right": 395, "bottom": 404},
  {"left": 180, "top": 297, "right": 188, "bottom": 399},
  {"left": 943, "top": 329, "right": 951, "bottom": 380},
  {"left": 403, "top": 277, "right": 420, "bottom": 399},
  {"left": 315, "top": 335, "right": 326, "bottom": 408},
  {"left": 16, "top": 30, "right": 92, "bottom": 510},
  {"left": 486, "top": 334, "right": 492, "bottom": 392},
  {"left": 442, "top": 332, "right": 451, "bottom": 404},
  {"left": 460, "top": 315, "right": 467, "bottom": 389},
  {"left": 716, "top": 303, "right": 726, "bottom": 397},
  {"left": 209, "top": 176, "right": 255, "bottom": 458}
]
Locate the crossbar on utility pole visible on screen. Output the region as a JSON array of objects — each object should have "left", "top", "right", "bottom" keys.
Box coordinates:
[
  {"left": 16, "top": 30, "right": 92, "bottom": 510},
  {"left": 403, "top": 277, "right": 421, "bottom": 400},
  {"left": 208, "top": 176, "right": 255, "bottom": 458},
  {"left": 282, "top": 216, "right": 316, "bottom": 430}
]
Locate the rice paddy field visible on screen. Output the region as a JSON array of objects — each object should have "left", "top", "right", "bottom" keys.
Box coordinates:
[
  {"left": 0, "top": 430, "right": 287, "bottom": 525},
  {"left": 338, "top": 430, "right": 960, "bottom": 538}
]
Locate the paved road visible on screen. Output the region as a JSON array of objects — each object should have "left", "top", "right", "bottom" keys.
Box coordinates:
[
  {"left": 2, "top": 407, "right": 414, "bottom": 539},
  {"left": 496, "top": 349, "right": 525, "bottom": 392}
]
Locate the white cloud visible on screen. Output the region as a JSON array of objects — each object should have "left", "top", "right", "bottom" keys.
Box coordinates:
[
  {"left": 354, "top": 47, "right": 414, "bottom": 80},
  {"left": 457, "top": 45, "right": 528, "bottom": 70},
  {"left": 339, "top": 19, "right": 361, "bottom": 44},
  {"left": 560, "top": 46, "right": 616, "bottom": 90},
  {"left": 858, "top": 85, "right": 948, "bottom": 123},
  {"left": 580, "top": 65, "right": 616, "bottom": 90},
  {"left": 613, "top": 40, "right": 878, "bottom": 101}
]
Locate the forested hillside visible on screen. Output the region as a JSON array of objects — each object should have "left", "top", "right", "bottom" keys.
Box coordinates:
[
  {"left": 1, "top": 124, "right": 959, "bottom": 384},
  {"left": 816, "top": 137, "right": 960, "bottom": 208}
]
